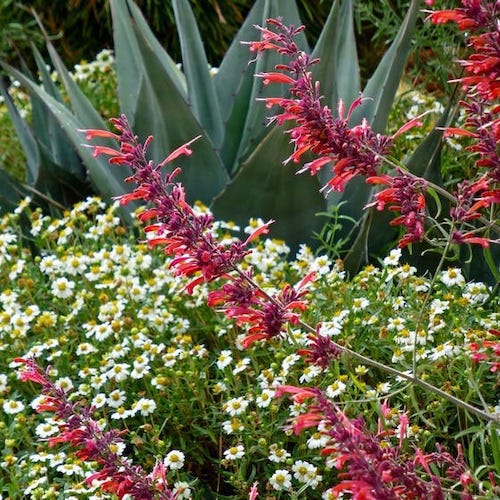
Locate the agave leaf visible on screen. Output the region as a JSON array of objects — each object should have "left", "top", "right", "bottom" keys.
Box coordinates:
[
  {"left": 0, "top": 77, "right": 39, "bottom": 184},
  {"left": 172, "top": 0, "right": 223, "bottom": 147},
  {"left": 213, "top": 0, "right": 268, "bottom": 170},
  {"left": 30, "top": 46, "right": 86, "bottom": 182},
  {"left": 45, "top": 43, "right": 108, "bottom": 131},
  {"left": 214, "top": 0, "right": 267, "bottom": 124},
  {"left": 110, "top": 0, "right": 187, "bottom": 118},
  {"left": 311, "top": 0, "right": 360, "bottom": 112},
  {"left": 231, "top": 0, "right": 308, "bottom": 173},
  {"left": 31, "top": 46, "right": 63, "bottom": 103},
  {"left": 212, "top": 126, "right": 325, "bottom": 252},
  {"left": 35, "top": 143, "right": 91, "bottom": 205},
  {"left": 132, "top": 35, "right": 229, "bottom": 204},
  {"left": 405, "top": 103, "right": 454, "bottom": 183},
  {"left": 109, "top": 0, "right": 145, "bottom": 118},
  {"left": 349, "top": 0, "right": 421, "bottom": 132},
  {"left": 0, "top": 169, "right": 29, "bottom": 215},
  {"left": 0, "top": 63, "right": 135, "bottom": 214},
  {"left": 125, "top": 0, "right": 186, "bottom": 95},
  {"left": 218, "top": 61, "right": 256, "bottom": 173}
]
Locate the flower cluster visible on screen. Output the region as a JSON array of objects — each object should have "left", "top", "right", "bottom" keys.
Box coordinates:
[
  {"left": 82, "top": 115, "right": 316, "bottom": 348},
  {"left": 468, "top": 328, "right": 500, "bottom": 377},
  {"left": 426, "top": 0, "right": 500, "bottom": 101},
  {"left": 427, "top": 1, "right": 500, "bottom": 243},
  {"left": 14, "top": 357, "right": 175, "bottom": 499},
  {"left": 366, "top": 171, "right": 428, "bottom": 248},
  {"left": 276, "top": 385, "right": 473, "bottom": 500},
  {"left": 250, "top": 21, "right": 394, "bottom": 190},
  {"left": 249, "top": 8, "right": 500, "bottom": 249},
  {"left": 247, "top": 17, "right": 427, "bottom": 247},
  {"left": 4, "top": 194, "right": 498, "bottom": 498},
  {"left": 4, "top": 2, "right": 500, "bottom": 498}
]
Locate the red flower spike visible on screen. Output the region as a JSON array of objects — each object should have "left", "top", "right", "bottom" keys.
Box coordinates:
[
  {"left": 427, "top": 1, "right": 500, "bottom": 186},
  {"left": 275, "top": 386, "right": 471, "bottom": 499},
  {"left": 82, "top": 115, "right": 313, "bottom": 346},
  {"left": 366, "top": 171, "right": 428, "bottom": 248},
  {"left": 247, "top": 19, "right": 398, "bottom": 194},
  {"left": 16, "top": 357, "right": 176, "bottom": 499}
]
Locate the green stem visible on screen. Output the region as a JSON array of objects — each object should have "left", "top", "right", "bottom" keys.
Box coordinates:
[
  {"left": 325, "top": 335, "right": 499, "bottom": 423},
  {"left": 236, "top": 267, "right": 499, "bottom": 423}
]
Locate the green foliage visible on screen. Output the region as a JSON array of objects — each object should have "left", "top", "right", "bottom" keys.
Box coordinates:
[
  {"left": 18, "top": 0, "right": 331, "bottom": 70},
  {"left": 0, "top": 197, "right": 498, "bottom": 498},
  {"left": 353, "top": 0, "right": 463, "bottom": 90},
  {"left": 0, "top": 0, "right": 44, "bottom": 66},
  {"left": 0, "top": 0, "right": 448, "bottom": 270},
  {"left": 0, "top": 50, "right": 120, "bottom": 215}
]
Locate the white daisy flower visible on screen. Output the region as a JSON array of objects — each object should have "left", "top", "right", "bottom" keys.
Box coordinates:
[
  {"left": 223, "top": 444, "right": 245, "bottom": 460},
  {"left": 164, "top": 450, "right": 185, "bottom": 470},
  {"left": 269, "top": 469, "right": 292, "bottom": 491}
]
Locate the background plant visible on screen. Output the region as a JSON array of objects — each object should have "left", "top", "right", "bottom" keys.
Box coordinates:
[
  {"left": 1, "top": 194, "right": 498, "bottom": 498},
  {"left": 1, "top": 0, "right": 460, "bottom": 91},
  {"left": 1, "top": 0, "right": 441, "bottom": 270}
]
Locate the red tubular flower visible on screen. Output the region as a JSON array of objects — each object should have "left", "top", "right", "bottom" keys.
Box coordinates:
[
  {"left": 468, "top": 329, "right": 500, "bottom": 375},
  {"left": 248, "top": 482, "right": 259, "bottom": 500},
  {"left": 274, "top": 384, "right": 320, "bottom": 403},
  {"left": 14, "top": 357, "right": 50, "bottom": 385},
  {"left": 249, "top": 19, "right": 395, "bottom": 193},
  {"left": 16, "top": 358, "right": 176, "bottom": 500},
  {"left": 366, "top": 171, "right": 428, "bottom": 248},
  {"left": 450, "top": 176, "right": 500, "bottom": 247}
]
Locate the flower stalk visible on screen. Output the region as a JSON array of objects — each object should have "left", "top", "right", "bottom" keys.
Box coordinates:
[{"left": 15, "top": 357, "right": 176, "bottom": 500}]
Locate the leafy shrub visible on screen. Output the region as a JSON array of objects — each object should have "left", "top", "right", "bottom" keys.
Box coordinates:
[{"left": 0, "top": 196, "right": 498, "bottom": 498}]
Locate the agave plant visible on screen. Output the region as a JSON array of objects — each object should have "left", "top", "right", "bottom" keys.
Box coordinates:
[{"left": 0, "top": 0, "right": 437, "bottom": 269}]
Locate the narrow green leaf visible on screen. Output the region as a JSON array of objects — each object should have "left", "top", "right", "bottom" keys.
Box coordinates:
[
  {"left": 132, "top": 36, "right": 229, "bottom": 204},
  {"left": 490, "top": 423, "right": 500, "bottom": 475},
  {"left": 311, "top": 0, "right": 360, "bottom": 112},
  {"left": 349, "top": 0, "right": 421, "bottom": 132},
  {"left": 109, "top": 0, "right": 144, "bottom": 118},
  {"left": 212, "top": 126, "right": 326, "bottom": 252},
  {"left": 45, "top": 42, "right": 107, "bottom": 130},
  {"left": 31, "top": 46, "right": 63, "bottom": 103},
  {"left": 405, "top": 103, "right": 454, "bottom": 183},
  {"left": 214, "top": 0, "right": 266, "bottom": 124},
  {"left": 0, "top": 77, "right": 39, "bottom": 184},
  {"left": 343, "top": 204, "right": 396, "bottom": 274},
  {"left": 30, "top": 46, "right": 86, "bottom": 182},
  {"left": 172, "top": 0, "right": 223, "bottom": 147}
]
